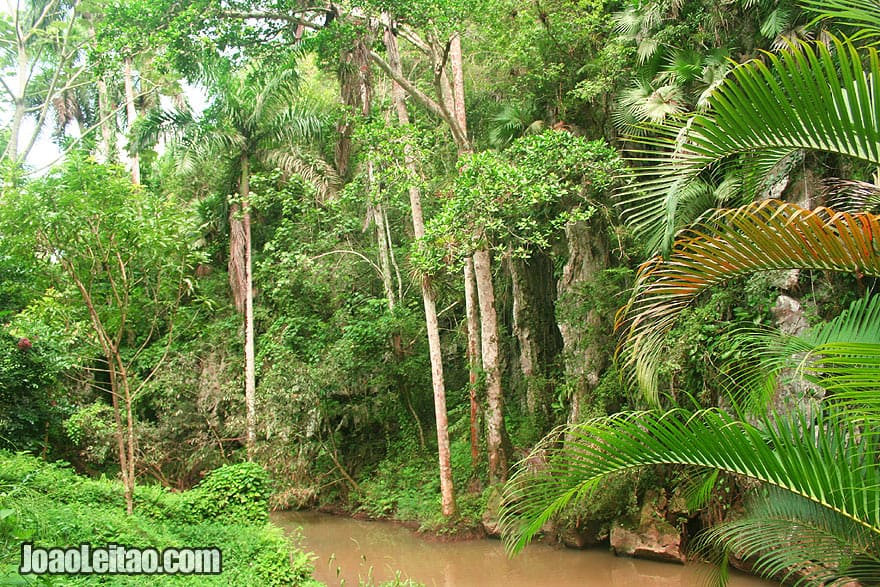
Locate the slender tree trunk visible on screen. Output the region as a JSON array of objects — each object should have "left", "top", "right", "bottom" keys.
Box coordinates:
[
  {"left": 6, "top": 41, "right": 28, "bottom": 162},
  {"left": 105, "top": 356, "right": 133, "bottom": 513},
  {"left": 335, "top": 38, "right": 372, "bottom": 179},
  {"left": 8, "top": 101, "right": 24, "bottom": 164},
  {"left": 384, "top": 24, "right": 456, "bottom": 516},
  {"left": 369, "top": 158, "right": 396, "bottom": 308},
  {"left": 449, "top": 34, "right": 467, "bottom": 139},
  {"left": 239, "top": 155, "right": 257, "bottom": 460},
  {"left": 85, "top": 15, "right": 115, "bottom": 163},
  {"left": 450, "top": 32, "right": 508, "bottom": 483},
  {"left": 373, "top": 203, "right": 396, "bottom": 309},
  {"left": 96, "top": 76, "right": 115, "bottom": 162},
  {"left": 118, "top": 361, "right": 136, "bottom": 514},
  {"left": 67, "top": 265, "right": 136, "bottom": 512},
  {"left": 451, "top": 35, "right": 482, "bottom": 467},
  {"left": 123, "top": 56, "right": 139, "bottom": 184},
  {"left": 383, "top": 205, "right": 403, "bottom": 303},
  {"left": 473, "top": 247, "right": 508, "bottom": 484},
  {"left": 464, "top": 257, "right": 481, "bottom": 466}
]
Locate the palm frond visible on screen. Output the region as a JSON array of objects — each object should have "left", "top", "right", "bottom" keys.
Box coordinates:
[
  {"left": 616, "top": 200, "right": 880, "bottom": 401},
  {"left": 617, "top": 36, "right": 880, "bottom": 255},
  {"left": 489, "top": 104, "right": 536, "bottom": 148},
  {"left": 696, "top": 489, "right": 880, "bottom": 586},
  {"left": 499, "top": 407, "right": 880, "bottom": 559},
  {"left": 637, "top": 37, "right": 661, "bottom": 65},
  {"left": 801, "top": 0, "right": 880, "bottom": 45},
  {"left": 613, "top": 8, "right": 643, "bottom": 37},
  {"left": 824, "top": 176, "right": 880, "bottom": 212},
  {"left": 660, "top": 49, "right": 703, "bottom": 85},
  {"left": 760, "top": 6, "right": 793, "bottom": 40},
  {"left": 128, "top": 107, "right": 195, "bottom": 155},
  {"left": 259, "top": 148, "right": 340, "bottom": 203},
  {"left": 723, "top": 294, "right": 880, "bottom": 410}
]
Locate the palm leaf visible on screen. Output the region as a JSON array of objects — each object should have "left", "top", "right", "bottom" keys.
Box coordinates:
[
  {"left": 616, "top": 200, "right": 880, "bottom": 402},
  {"left": 801, "top": 0, "right": 880, "bottom": 45},
  {"left": 617, "top": 36, "right": 880, "bottom": 254},
  {"left": 259, "top": 148, "right": 341, "bottom": 203},
  {"left": 722, "top": 294, "right": 880, "bottom": 411},
  {"left": 696, "top": 489, "right": 880, "bottom": 586},
  {"left": 499, "top": 407, "right": 880, "bottom": 563},
  {"left": 824, "top": 177, "right": 880, "bottom": 212},
  {"left": 128, "top": 107, "right": 195, "bottom": 155}
]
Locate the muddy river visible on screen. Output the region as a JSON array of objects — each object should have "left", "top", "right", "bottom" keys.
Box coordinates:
[{"left": 272, "top": 510, "right": 773, "bottom": 587}]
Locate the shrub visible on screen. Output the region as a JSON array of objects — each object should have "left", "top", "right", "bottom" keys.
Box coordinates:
[{"left": 190, "top": 462, "right": 271, "bottom": 525}]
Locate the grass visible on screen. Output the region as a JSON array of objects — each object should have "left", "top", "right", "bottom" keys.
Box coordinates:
[{"left": 0, "top": 452, "right": 321, "bottom": 586}]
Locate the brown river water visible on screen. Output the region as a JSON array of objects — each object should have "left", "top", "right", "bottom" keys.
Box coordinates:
[{"left": 272, "top": 510, "right": 773, "bottom": 587}]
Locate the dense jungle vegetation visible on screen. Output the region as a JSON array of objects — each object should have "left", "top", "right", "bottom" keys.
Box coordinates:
[{"left": 3, "top": 0, "right": 880, "bottom": 584}]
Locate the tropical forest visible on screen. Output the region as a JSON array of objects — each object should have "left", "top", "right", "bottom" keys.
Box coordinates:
[{"left": 2, "top": 0, "right": 880, "bottom": 585}]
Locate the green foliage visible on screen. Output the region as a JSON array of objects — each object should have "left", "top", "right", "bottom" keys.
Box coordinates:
[
  {"left": 502, "top": 131, "right": 623, "bottom": 193},
  {"left": 63, "top": 402, "right": 116, "bottom": 466},
  {"left": 0, "top": 453, "right": 316, "bottom": 586},
  {"left": 191, "top": 462, "right": 271, "bottom": 525},
  {"left": 555, "top": 470, "right": 640, "bottom": 539},
  {"left": 0, "top": 332, "right": 65, "bottom": 453},
  {"left": 0, "top": 154, "right": 198, "bottom": 356},
  {"left": 355, "top": 440, "right": 485, "bottom": 530},
  {"left": 416, "top": 131, "right": 622, "bottom": 273},
  {"left": 356, "top": 446, "right": 439, "bottom": 520}
]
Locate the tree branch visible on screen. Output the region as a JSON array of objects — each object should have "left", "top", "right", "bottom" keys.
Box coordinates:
[
  {"left": 368, "top": 49, "right": 447, "bottom": 122},
  {"left": 397, "top": 24, "right": 431, "bottom": 55},
  {"left": 220, "top": 9, "right": 327, "bottom": 30}
]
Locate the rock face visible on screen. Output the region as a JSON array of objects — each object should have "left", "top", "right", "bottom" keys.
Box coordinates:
[
  {"left": 610, "top": 522, "right": 685, "bottom": 564},
  {"left": 557, "top": 520, "right": 605, "bottom": 548},
  {"left": 481, "top": 487, "right": 502, "bottom": 537},
  {"left": 610, "top": 491, "right": 686, "bottom": 564}
]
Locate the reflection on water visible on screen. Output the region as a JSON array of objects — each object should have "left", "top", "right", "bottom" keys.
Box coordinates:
[{"left": 272, "top": 510, "right": 772, "bottom": 587}]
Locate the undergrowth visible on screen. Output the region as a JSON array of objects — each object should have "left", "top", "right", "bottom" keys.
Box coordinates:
[{"left": 0, "top": 452, "right": 321, "bottom": 586}]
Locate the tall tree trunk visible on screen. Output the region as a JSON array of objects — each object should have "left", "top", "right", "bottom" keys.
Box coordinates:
[
  {"left": 449, "top": 34, "right": 467, "bottom": 139},
  {"left": 509, "top": 254, "right": 536, "bottom": 400},
  {"left": 96, "top": 75, "right": 115, "bottom": 163},
  {"left": 106, "top": 355, "right": 133, "bottom": 513},
  {"left": 384, "top": 24, "right": 456, "bottom": 516},
  {"left": 6, "top": 40, "right": 28, "bottom": 162},
  {"left": 452, "top": 35, "right": 482, "bottom": 467},
  {"left": 335, "top": 38, "right": 372, "bottom": 180},
  {"left": 118, "top": 361, "right": 136, "bottom": 514},
  {"left": 464, "top": 257, "right": 481, "bottom": 466},
  {"left": 70, "top": 271, "right": 136, "bottom": 514},
  {"left": 369, "top": 161, "right": 396, "bottom": 309},
  {"left": 228, "top": 155, "right": 256, "bottom": 458},
  {"left": 240, "top": 155, "right": 257, "bottom": 460},
  {"left": 8, "top": 101, "right": 24, "bottom": 164},
  {"left": 473, "top": 247, "right": 508, "bottom": 484},
  {"left": 123, "top": 56, "right": 139, "bottom": 184},
  {"left": 450, "top": 32, "right": 508, "bottom": 483},
  {"left": 85, "top": 15, "right": 114, "bottom": 163},
  {"left": 509, "top": 251, "right": 562, "bottom": 429}
]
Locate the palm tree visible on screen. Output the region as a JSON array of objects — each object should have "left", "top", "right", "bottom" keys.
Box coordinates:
[
  {"left": 135, "top": 52, "right": 339, "bottom": 459},
  {"left": 500, "top": 1, "right": 880, "bottom": 582},
  {"left": 501, "top": 200, "right": 880, "bottom": 583},
  {"left": 616, "top": 4, "right": 880, "bottom": 254}
]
